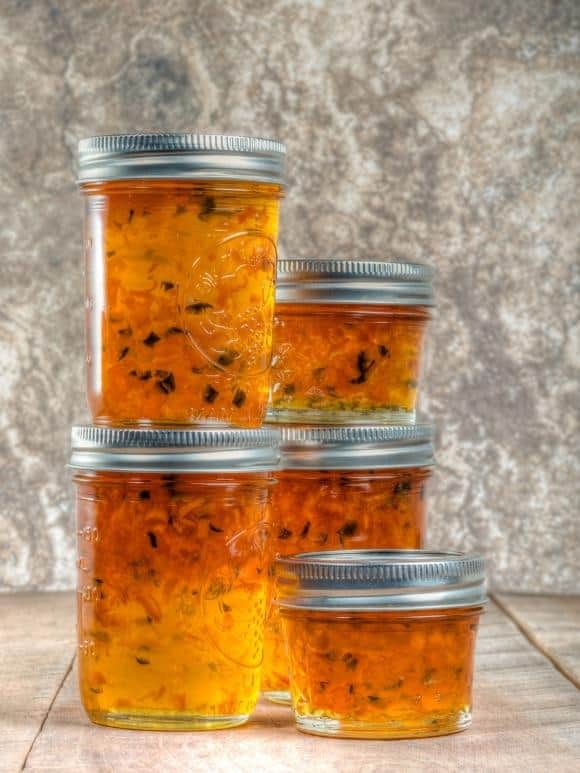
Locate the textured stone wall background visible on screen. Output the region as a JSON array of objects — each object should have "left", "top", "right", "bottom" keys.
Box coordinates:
[{"left": 0, "top": 0, "right": 578, "bottom": 592}]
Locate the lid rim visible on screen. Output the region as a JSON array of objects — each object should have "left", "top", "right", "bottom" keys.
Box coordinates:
[
  {"left": 77, "top": 132, "right": 286, "bottom": 185},
  {"left": 275, "top": 549, "right": 487, "bottom": 612},
  {"left": 70, "top": 425, "right": 280, "bottom": 473}
]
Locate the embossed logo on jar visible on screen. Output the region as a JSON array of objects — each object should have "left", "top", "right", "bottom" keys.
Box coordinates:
[{"left": 179, "top": 232, "right": 277, "bottom": 378}]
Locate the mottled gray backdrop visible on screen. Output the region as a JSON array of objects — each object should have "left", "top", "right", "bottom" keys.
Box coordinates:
[{"left": 0, "top": 0, "right": 578, "bottom": 592}]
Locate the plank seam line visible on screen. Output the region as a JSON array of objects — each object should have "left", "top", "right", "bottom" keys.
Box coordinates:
[
  {"left": 20, "top": 651, "right": 76, "bottom": 771},
  {"left": 491, "top": 593, "right": 580, "bottom": 691}
]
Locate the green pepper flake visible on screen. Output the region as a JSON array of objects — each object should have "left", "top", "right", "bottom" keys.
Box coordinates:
[
  {"left": 186, "top": 302, "right": 214, "bottom": 314},
  {"left": 157, "top": 372, "right": 176, "bottom": 394},
  {"left": 394, "top": 480, "right": 412, "bottom": 495},
  {"left": 138, "top": 490, "right": 151, "bottom": 500},
  {"left": 217, "top": 349, "right": 239, "bottom": 367},
  {"left": 406, "top": 378, "right": 418, "bottom": 389},
  {"left": 166, "top": 327, "right": 184, "bottom": 335},
  {"left": 203, "top": 385, "right": 219, "bottom": 403},
  {"left": 94, "top": 578, "right": 104, "bottom": 585},
  {"left": 348, "top": 683, "right": 355, "bottom": 695},
  {"left": 299, "top": 521, "right": 311, "bottom": 538},
  {"left": 337, "top": 521, "right": 358, "bottom": 544},
  {"left": 222, "top": 602, "right": 232, "bottom": 612},
  {"left": 161, "top": 281, "right": 175, "bottom": 291},
  {"left": 128, "top": 208, "right": 135, "bottom": 223},
  {"left": 175, "top": 204, "right": 187, "bottom": 216},
  {"left": 232, "top": 389, "right": 246, "bottom": 407},
  {"left": 118, "top": 346, "right": 130, "bottom": 361},
  {"left": 343, "top": 653, "right": 359, "bottom": 670},
  {"left": 312, "top": 366, "right": 325, "bottom": 381},
  {"left": 147, "top": 531, "right": 158, "bottom": 549},
  {"left": 278, "top": 527, "right": 292, "bottom": 540},
  {"left": 135, "top": 657, "right": 150, "bottom": 665},
  {"left": 106, "top": 250, "right": 116, "bottom": 257},
  {"left": 118, "top": 327, "right": 132, "bottom": 336},
  {"left": 138, "top": 370, "right": 152, "bottom": 381},
  {"left": 90, "top": 686, "right": 103, "bottom": 694},
  {"left": 378, "top": 344, "right": 390, "bottom": 357},
  {"left": 319, "top": 681, "right": 329, "bottom": 691},
  {"left": 199, "top": 196, "right": 216, "bottom": 220},
  {"left": 283, "top": 383, "right": 295, "bottom": 396},
  {"left": 209, "top": 523, "right": 223, "bottom": 533},
  {"left": 146, "top": 615, "right": 153, "bottom": 624},
  {"left": 191, "top": 366, "right": 203, "bottom": 374},
  {"left": 143, "top": 331, "right": 160, "bottom": 347},
  {"left": 350, "top": 350, "right": 376, "bottom": 384},
  {"left": 367, "top": 695, "right": 380, "bottom": 703}
]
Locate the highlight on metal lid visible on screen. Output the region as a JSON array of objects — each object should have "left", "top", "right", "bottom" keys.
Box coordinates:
[
  {"left": 77, "top": 132, "right": 286, "bottom": 185},
  {"left": 69, "top": 425, "right": 280, "bottom": 473},
  {"left": 275, "top": 549, "right": 486, "bottom": 612},
  {"left": 276, "top": 424, "right": 434, "bottom": 470},
  {"left": 276, "top": 258, "right": 434, "bottom": 306}
]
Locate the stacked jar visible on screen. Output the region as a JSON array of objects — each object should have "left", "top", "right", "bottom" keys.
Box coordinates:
[
  {"left": 264, "top": 259, "right": 486, "bottom": 739},
  {"left": 72, "top": 134, "right": 286, "bottom": 730},
  {"left": 71, "top": 133, "right": 486, "bottom": 739}
]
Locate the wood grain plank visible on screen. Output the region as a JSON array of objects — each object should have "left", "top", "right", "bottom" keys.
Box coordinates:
[
  {"left": 495, "top": 593, "right": 580, "bottom": 688},
  {"left": 0, "top": 592, "right": 75, "bottom": 773},
  {"left": 24, "top": 599, "right": 580, "bottom": 773}
]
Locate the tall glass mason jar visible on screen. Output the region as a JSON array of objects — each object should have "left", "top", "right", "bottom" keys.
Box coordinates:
[
  {"left": 276, "top": 550, "right": 486, "bottom": 740},
  {"left": 70, "top": 425, "right": 279, "bottom": 731},
  {"left": 269, "top": 259, "right": 433, "bottom": 424},
  {"left": 78, "top": 133, "right": 285, "bottom": 427},
  {"left": 262, "top": 424, "right": 434, "bottom": 704}
]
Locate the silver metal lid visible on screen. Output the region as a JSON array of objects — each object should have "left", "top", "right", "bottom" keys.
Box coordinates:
[
  {"left": 70, "top": 425, "right": 279, "bottom": 473},
  {"left": 276, "top": 550, "right": 486, "bottom": 612},
  {"left": 276, "top": 259, "right": 434, "bottom": 305},
  {"left": 277, "top": 424, "right": 434, "bottom": 470},
  {"left": 77, "top": 133, "right": 286, "bottom": 185}
]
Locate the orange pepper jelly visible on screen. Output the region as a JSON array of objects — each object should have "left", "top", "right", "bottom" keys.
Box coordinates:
[
  {"left": 70, "top": 425, "right": 279, "bottom": 731},
  {"left": 78, "top": 134, "right": 285, "bottom": 427},
  {"left": 262, "top": 425, "right": 434, "bottom": 703},
  {"left": 270, "top": 260, "right": 433, "bottom": 424},
  {"left": 276, "top": 550, "right": 486, "bottom": 739}
]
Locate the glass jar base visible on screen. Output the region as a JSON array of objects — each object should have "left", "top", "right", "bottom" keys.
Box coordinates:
[
  {"left": 86, "top": 709, "right": 250, "bottom": 732},
  {"left": 267, "top": 408, "right": 416, "bottom": 425},
  {"left": 263, "top": 690, "right": 292, "bottom": 705},
  {"left": 295, "top": 709, "right": 472, "bottom": 740}
]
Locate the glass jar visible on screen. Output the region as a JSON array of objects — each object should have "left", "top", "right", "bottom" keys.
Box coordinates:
[
  {"left": 276, "top": 550, "right": 486, "bottom": 739},
  {"left": 270, "top": 259, "right": 433, "bottom": 424},
  {"left": 70, "top": 425, "right": 279, "bottom": 731},
  {"left": 78, "top": 133, "right": 285, "bottom": 428},
  {"left": 262, "top": 425, "right": 434, "bottom": 703}
]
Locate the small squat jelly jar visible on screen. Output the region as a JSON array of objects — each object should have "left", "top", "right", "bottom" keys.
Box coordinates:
[
  {"left": 78, "top": 133, "right": 285, "bottom": 427},
  {"left": 70, "top": 425, "right": 279, "bottom": 731},
  {"left": 270, "top": 259, "right": 433, "bottom": 424},
  {"left": 276, "top": 550, "right": 486, "bottom": 739},
  {"left": 262, "top": 424, "right": 434, "bottom": 703}
]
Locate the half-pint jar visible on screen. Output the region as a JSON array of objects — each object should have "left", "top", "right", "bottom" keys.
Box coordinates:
[
  {"left": 78, "top": 133, "right": 285, "bottom": 427},
  {"left": 262, "top": 425, "right": 434, "bottom": 703},
  {"left": 70, "top": 425, "right": 279, "bottom": 730},
  {"left": 270, "top": 259, "right": 433, "bottom": 424}
]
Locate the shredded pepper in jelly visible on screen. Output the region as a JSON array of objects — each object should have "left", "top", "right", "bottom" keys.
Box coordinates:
[
  {"left": 75, "top": 470, "right": 271, "bottom": 730},
  {"left": 270, "top": 304, "right": 429, "bottom": 420},
  {"left": 82, "top": 180, "right": 281, "bottom": 427},
  {"left": 281, "top": 607, "right": 481, "bottom": 739},
  {"left": 262, "top": 467, "right": 430, "bottom": 698}
]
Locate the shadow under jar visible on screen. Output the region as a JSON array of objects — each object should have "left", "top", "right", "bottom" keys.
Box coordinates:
[
  {"left": 78, "top": 133, "right": 285, "bottom": 427},
  {"left": 269, "top": 259, "right": 434, "bottom": 424},
  {"left": 262, "top": 424, "right": 434, "bottom": 704},
  {"left": 70, "top": 425, "right": 279, "bottom": 731},
  {"left": 276, "top": 550, "right": 486, "bottom": 740}
]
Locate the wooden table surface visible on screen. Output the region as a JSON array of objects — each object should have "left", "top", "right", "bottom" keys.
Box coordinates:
[{"left": 1, "top": 592, "right": 579, "bottom": 772}]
